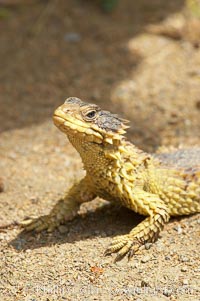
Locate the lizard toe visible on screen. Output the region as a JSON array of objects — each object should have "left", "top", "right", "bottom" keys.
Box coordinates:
[
  {"left": 127, "top": 241, "right": 141, "bottom": 261},
  {"left": 20, "top": 217, "right": 41, "bottom": 232},
  {"left": 105, "top": 234, "right": 144, "bottom": 261},
  {"left": 114, "top": 238, "right": 142, "bottom": 261},
  {"left": 104, "top": 234, "right": 130, "bottom": 256},
  {"left": 20, "top": 215, "right": 57, "bottom": 233}
]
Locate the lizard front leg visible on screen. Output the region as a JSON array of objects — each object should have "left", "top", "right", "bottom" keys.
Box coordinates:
[
  {"left": 21, "top": 176, "right": 96, "bottom": 232},
  {"left": 105, "top": 189, "right": 170, "bottom": 261}
]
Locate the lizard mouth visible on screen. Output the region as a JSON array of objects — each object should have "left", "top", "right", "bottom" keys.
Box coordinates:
[{"left": 53, "top": 111, "right": 104, "bottom": 144}]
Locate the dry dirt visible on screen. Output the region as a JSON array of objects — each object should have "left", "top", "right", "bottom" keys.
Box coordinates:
[{"left": 0, "top": 0, "right": 200, "bottom": 300}]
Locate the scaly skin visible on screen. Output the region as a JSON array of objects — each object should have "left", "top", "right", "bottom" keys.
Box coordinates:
[{"left": 22, "top": 97, "right": 200, "bottom": 260}]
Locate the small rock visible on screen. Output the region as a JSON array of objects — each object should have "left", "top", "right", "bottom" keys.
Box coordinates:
[
  {"left": 141, "top": 255, "right": 151, "bottom": 263},
  {"left": 29, "top": 196, "right": 39, "bottom": 204},
  {"left": 58, "top": 225, "right": 69, "bottom": 234},
  {"left": 169, "top": 237, "right": 175, "bottom": 244},
  {"left": 194, "top": 268, "right": 200, "bottom": 272},
  {"left": 141, "top": 280, "right": 149, "bottom": 287},
  {"left": 144, "top": 243, "right": 152, "bottom": 250},
  {"left": 25, "top": 249, "right": 31, "bottom": 253},
  {"left": 0, "top": 233, "right": 6, "bottom": 240},
  {"left": 181, "top": 267, "right": 188, "bottom": 272},
  {"left": 179, "top": 255, "right": 189, "bottom": 262},
  {"left": 13, "top": 238, "right": 26, "bottom": 250},
  {"left": 64, "top": 32, "right": 81, "bottom": 42},
  {"left": 100, "top": 231, "right": 107, "bottom": 237},
  {"left": 182, "top": 279, "right": 189, "bottom": 285},
  {"left": 163, "top": 288, "right": 172, "bottom": 297},
  {"left": 129, "top": 262, "right": 140, "bottom": 269},
  {"left": 173, "top": 225, "right": 182, "bottom": 234},
  {"left": 156, "top": 241, "right": 164, "bottom": 251}
]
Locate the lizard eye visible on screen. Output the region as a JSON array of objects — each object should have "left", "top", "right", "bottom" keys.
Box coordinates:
[{"left": 85, "top": 110, "right": 97, "bottom": 119}]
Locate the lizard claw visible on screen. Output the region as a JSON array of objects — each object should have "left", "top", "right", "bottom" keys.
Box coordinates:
[
  {"left": 20, "top": 215, "right": 58, "bottom": 233},
  {"left": 104, "top": 234, "right": 142, "bottom": 261}
]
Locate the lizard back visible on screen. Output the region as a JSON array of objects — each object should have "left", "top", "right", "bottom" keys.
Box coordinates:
[{"left": 154, "top": 148, "right": 200, "bottom": 170}]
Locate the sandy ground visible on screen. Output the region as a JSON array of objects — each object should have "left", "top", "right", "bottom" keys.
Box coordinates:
[{"left": 0, "top": 0, "right": 200, "bottom": 300}]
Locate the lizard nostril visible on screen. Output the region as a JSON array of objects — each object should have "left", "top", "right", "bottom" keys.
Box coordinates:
[{"left": 62, "top": 107, "right": 70, "bottom": 113}]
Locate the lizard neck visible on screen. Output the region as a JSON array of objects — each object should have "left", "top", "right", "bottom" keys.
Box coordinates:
[
  {"left": 67, "top": 132, "right": 117, "bottom": 174},
  {"left": 66, "top": 132, "right": 149, "bottom": 176}
]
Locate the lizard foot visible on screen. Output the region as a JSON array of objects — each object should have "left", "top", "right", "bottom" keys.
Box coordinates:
[
  {"left": 104, "top": 234, "right": 143, "bottom": 262},
  {"left": 20, "top": 215, "right": 60, "bottom": 233}
]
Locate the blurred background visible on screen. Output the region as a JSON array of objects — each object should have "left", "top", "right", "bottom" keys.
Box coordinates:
[{"left": 1, "top": 0, "right": 200, "bottom": 149}]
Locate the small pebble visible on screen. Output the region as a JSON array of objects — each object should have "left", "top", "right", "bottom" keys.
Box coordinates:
[
  {"left": 173, "top": 225, "right": 182, "bottom": 234},
  {"left": 100, "top": 231, "right": 107, "bottom": 237},
  {"left": 181, "top": 267, "right": 188, "bottom": 272},
  {"left": 58, "top": 225, "right": 69, "bottom": 234},
  {"left": 144, "top": 243, "right": 152, "bottom": 250},
  {"left": 30, "top": 196, "right": 39, "bottom": 204},
  {"left": 156, "top": 241, "right": 164, "bottom": 252},
  {"left": 179, "top": 255, "right": 189, "bottom": 262},
  {"left": 64, "top": 32, "right": 81, "bottom": 42},
  {"left": 169, "top": 237, "right": 175, "bottom": 244},
  {"left": 13, "top": 238, "right": 26, "bottom": 250},
  {"left": 182, "top": 279, "right": 189, "bottom": 285},
  {"left": 163, "top": 289, "right": 172, "bottom": 297},
  {"left": 141, "top": 280, "right": 149, "bottom": 287},
  {"left": 25, "top": 249, "right": 31, "bottom": 253},
  {"left": 129, "top": 261, "right": 140, "bottom": 269},
  {"left": 141, "top": 255, "right": 151, "bottom": 263}
]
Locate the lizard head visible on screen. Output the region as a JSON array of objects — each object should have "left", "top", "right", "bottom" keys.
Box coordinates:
[{"left": 53, "top": 97, "right": 129, "bottom": 145}]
